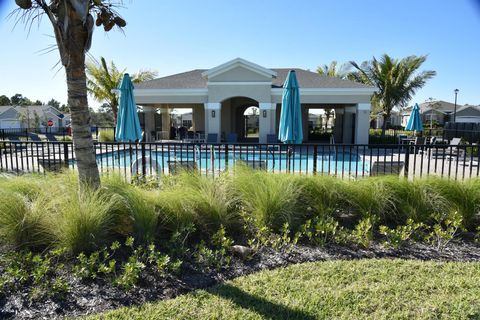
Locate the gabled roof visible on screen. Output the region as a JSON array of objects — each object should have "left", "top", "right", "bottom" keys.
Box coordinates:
[
  {"left": 0, "top": 106, "right": 15, "bottom": 116},
  {"left": 135, "top": 67, "right": 373, "bottom": 90},
  {"left": 0, "top": 105, "right": 65, "bottom": 119},
  {"left": 419, "top": 100, "right": 461, "bottom": 114},
  {"left": 15, "top": 105, "right": 64, "bottom": 118},
  {"left": 201, "top": 58, "right": 277, "bottom": 79}
]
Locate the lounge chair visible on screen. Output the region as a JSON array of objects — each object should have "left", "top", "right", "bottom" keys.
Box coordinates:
[
  {"left": 167, "top": 160, "right": 197, "bottom": 174},
  {"left": 6, "top": 135, "right": 27, "bottom": 150},
  {"left": 45, "top": 133, "right": 58, "bottom": 142},
  {"left": 235, "top": 159, "right": 267, "bottom": 170},
  {"left": 28, "top": 133, "right": 42, "bottom": 142},
  {"left": 430, "top": 137, "right": 464, "bottom": 159}
]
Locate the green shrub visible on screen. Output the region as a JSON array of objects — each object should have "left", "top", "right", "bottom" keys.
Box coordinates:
[
  {"left": 234, "top": 166, "right": 305, "bottom": 233},
  {"left": 297, "top": 175, "right": 344, "bottom": 218},
  {"left": 342, "top": 177, "right": 397, "bottom": 221},
  {"left": 0, "top": 190, "right": 48, "bottom": 249},
  {"left": 38, "top": 184, "right": 122, "bottom": 254},
  {"left": 98, "top": 128, "right": 115, "bottom": 142},
  {"left": 379, "top": 219, "right": 425, "bottom": 248},
  {"left": 103, "top": 175, "right": 158, "bottom": 243},
  {"left": 156, "top": 172, "right": 239, "bottom": 238},
  {"left": 426, "top": 178, "right": 480, "bottom": 230}
]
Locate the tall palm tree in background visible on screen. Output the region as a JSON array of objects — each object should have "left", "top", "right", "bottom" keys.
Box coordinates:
[
  {"left": 13, "top": 0, "right": 128, "bottom": 189},
  {"left": 316, "top": 61, "right": 352, "bottom": 130},
  {"left": 317, "top": 61, "right": 352, "bottom": 79},
  {"left": 351, "top": 54, "right": 436, "bottom": 137},
  {"left": 86, "top": 57, "right": 157, "bottom": 121}
]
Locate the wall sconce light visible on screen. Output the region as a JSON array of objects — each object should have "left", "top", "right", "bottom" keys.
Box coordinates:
[
  {"left": 262, "top": 110, "right": 267, "bottom": 118},
  {"left": 211, "top": 110, "right": 216, "bottom": 118}
]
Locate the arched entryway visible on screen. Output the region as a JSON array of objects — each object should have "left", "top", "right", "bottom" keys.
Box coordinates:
[{"left": 221, "top": 97, "right": 259, "bottom": 142}]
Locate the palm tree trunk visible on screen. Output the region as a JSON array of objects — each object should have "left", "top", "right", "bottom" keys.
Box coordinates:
[
  {"left": 381, "top": 114, "right": 387, "bottom": 138},
  {"left": 55, "top": 3, "right": 100, "bottom": 189},
  {"left": 66, "top": 64, "right": 101, "bottom": 189}
]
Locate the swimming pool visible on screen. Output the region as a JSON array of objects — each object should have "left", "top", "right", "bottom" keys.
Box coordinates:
[{"left": 93, "top": 147, "right": 370, "bottom": 176}]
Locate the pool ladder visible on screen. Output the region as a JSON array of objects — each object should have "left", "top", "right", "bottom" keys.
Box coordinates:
[{"left": 330, "top": 135, "right": 337, "bottom": 156}]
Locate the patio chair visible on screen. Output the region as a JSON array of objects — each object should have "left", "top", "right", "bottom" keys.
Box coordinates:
[
  {"left": 226, "top": 133, "right": 238, "bottom": 144},
  {"left": 206, "top": 133, "right": 218, "bottom": 144},
  {"left": 409, "top": 137, "right": 426, "bottom": 154},
  {"left": 267, "top": 134, "right": 278, "bottom": 144}
]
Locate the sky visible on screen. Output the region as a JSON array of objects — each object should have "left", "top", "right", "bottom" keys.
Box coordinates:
[{"left": 0, "top": 0, "right": 479, "bottom": 110}]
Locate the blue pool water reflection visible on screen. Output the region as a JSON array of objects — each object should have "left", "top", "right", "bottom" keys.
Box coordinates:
[{"left": 94, "top": 148, "right": 370, "bottom": 175}]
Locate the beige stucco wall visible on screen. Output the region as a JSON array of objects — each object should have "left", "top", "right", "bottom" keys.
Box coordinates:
[
  {"left": 208, "top": 84, "right": 271, "bottom": 103},
  {"left": 208, "top": 66, "right": 272, "bottom": 82},
  {"left": 271, "top": 93, "right": 372, "bottom": 104}
]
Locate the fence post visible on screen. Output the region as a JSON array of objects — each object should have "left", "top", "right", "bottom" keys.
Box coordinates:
[
  {"left": 225, "top": 144, "right": 229, "bottom": 171},
  {"left": 64, "top": 142, "right": 69, "bottom": 166},
  {"left": 141, "top": 142, "right": 146, "bottom": 178},
  {"left": 313, "top": 145, "right": 318, "bottom": 175},
  {"left": 404, "top": 144, "right": 410, "bottom": 178}
]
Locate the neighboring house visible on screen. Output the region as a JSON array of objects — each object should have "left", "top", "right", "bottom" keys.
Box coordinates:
[
  {"left": 419, "top": 100, "right": 456, "bottom": 126},
  {"left": 0, "top": 106, "right": 21, "bottom": 129},
  {"left": 454, "top": 105, "right": 480, "bottom": 123},
  {"left": 372, "top": 110, "right": 402, "bottom": 129},
  {"left": 134, "top": 58, "right": 375, "bottom": 143},
  {"left": 0, "top": 105, "right": 67, "bottom": 130}
]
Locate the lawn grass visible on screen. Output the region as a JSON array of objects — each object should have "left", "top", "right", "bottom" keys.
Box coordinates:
[{"left": 86, "top": 259, "right": 480, "bottom": 320}]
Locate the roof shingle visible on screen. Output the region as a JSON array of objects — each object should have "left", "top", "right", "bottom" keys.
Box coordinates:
[{"left": 134, "top": 68, "right": 373, "bottom": 90}]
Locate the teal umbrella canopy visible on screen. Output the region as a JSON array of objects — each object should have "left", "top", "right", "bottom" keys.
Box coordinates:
[
  {"left": 405, "top": 103, "right": 424, "bottom": 132},
  {"left": 278, "top": 70, "right": 303, "bottom": 144},
  {"left": 115, "top": 73, "right": 143, "bottom": 142}
]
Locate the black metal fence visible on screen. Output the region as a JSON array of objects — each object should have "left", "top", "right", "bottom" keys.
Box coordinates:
[
  {"left": 0, "top": 127, "right": 115, "bottom": 141},
  {"left": 0, "top": 141, "right": 479, "bottom": 181}
]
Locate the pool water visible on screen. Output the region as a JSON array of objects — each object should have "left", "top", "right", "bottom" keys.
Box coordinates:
[{"left": 94, "top": 149, "right": 370, "bottom": 175}]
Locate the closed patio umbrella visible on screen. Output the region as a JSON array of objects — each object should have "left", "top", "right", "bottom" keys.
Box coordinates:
[
  {"left": 278, "top": 70, "right": 303, "bottom": 144},
  {"left": 405, "top": 103, "right": 424, "bottom": 133},
  {"left": 115, "top": 73, "right": 143, "bottom": 142}
]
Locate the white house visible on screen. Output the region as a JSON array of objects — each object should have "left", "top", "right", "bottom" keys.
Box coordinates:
[
  {"left": 134, "top": 58, "right": 376, "bottom": 143},
  {"left": 0, "top": 105, "right": 68, "bottom": 130}
]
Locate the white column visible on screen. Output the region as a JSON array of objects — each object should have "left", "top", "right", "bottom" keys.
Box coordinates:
[
  {"left": 259, "top": 103, "right": 276, "bottom": 143},
  {"left": 159, "top": 106, "right": 170, "bottom": 140},
  {"left": 143, "top": 106, "right": 156, "bottom": 142},
  {"left": 333, "top": 108, "right": 344, "bottom": 143},
  {"left": 343, "top": 106, "right": 356, "bottom": 144},
  {"left": 204, "top": 102, "right": 221, "bottom": 142},
  {"left": 355, "top": 103, "right": 371, "bottom": 144}
]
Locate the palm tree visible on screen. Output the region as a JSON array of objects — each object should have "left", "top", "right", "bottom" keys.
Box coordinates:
[
  {"left": 316, "top": 61, "right": 352, "bottom": 79},
  {"left": 13, "top": 0, "right": 128, "bottom": 188},
  {"left": 351, "top": 54, "right": 436, "bottom": 137},
  {"left": 86, "top": 57, "right": 157, "bottom": 121}
]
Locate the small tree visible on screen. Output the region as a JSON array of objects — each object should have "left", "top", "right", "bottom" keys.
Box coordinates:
[
  {"left": 13, "top": 0, "right": 128, "bottom": 188},
  {"left": 351, "top": 54, "right": 436, "bottom": 137},
  {"left": 86, "top": 57, "right": 157, "bottom": 121},
  {"left": 0, "top": 95, "right": 11, "bottom": 106}
]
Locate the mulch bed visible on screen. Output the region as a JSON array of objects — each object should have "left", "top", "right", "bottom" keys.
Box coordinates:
[{"left": 2, "top": 241, "right": 480, "bottom": 319}]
